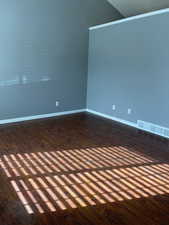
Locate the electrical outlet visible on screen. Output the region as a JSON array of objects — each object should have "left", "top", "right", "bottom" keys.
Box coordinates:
[
  {"left": 56, "top": 101, "right": 59, "bottom": 107},
  {"left": 128, "top": 108, "right": 132, "bottom": 114},
  {"left": 112, "top": 105, "right": 116, "bottom": 110}
]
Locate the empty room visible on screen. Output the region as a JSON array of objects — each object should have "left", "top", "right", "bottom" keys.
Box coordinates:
[{"left": 0, "top": 1, "right": 169, "bottom": 225}]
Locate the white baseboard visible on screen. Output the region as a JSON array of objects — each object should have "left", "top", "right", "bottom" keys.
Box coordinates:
[
  {"left": 86, "top": 109, "right": 169, "bottom": 139},
  {"left": 0, "top": 109, "right": 86, "bottom": 125},
  {"left": 86, "top": 109, "right": 137, "bottom": 128},
  {"left": 1, "top": 108, "right": 168, "bottom": 139}
]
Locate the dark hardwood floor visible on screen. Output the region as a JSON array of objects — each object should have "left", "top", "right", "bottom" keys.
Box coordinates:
[{"left": 0, "top": 112, "right": 169, "bottom": 225}]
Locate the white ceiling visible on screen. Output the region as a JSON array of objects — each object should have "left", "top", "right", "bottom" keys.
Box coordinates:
[{"left": 107, "top": 0, "right": 169, "bottom": 17}]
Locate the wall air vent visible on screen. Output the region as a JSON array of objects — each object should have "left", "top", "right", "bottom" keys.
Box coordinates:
[
  {"left": 137, "top": 120, "right": 169, "bottom": 139},
  {"left": 163, "top": 128, "right": 169, "bottom": 138}
]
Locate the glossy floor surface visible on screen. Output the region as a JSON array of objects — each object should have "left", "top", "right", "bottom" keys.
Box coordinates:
[{"left": 0, "top": 113, "right": 169, "bottom": 225}]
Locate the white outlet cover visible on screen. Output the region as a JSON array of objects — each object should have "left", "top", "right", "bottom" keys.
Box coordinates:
[
  {"left": 128, "top": 109, "right": 132, "bottom": 114},
  {"left": 56, "top": 101, "right": 59, "bottom": 107},
  {"left": 112, "top": 105, "right": 116, "bottom": 110}
]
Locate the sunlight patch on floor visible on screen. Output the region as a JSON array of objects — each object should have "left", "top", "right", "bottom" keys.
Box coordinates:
[
  {"left": 0, "top": 147, "right": 153, "bottom": 178},
  {"left": 7, "top": 163, "right": 169, "bottom": 214},
  {"left": 0, "top": 148, "right": 168, "bottom": 214}
]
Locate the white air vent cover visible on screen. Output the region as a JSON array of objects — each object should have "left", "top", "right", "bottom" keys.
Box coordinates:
[{"left": 137, "top": 120, "right": 169, "bottom": 138}]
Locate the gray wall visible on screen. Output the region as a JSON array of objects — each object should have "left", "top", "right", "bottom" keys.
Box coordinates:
[
  {"left": 107, "top": 0, "right": 169, "bottom": 17},
  {"left": 87, "top": 11, "right": 169, "bottom": 128},
  {"left": 0, "top": 0, "right": 122, "bottom": 120}
]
